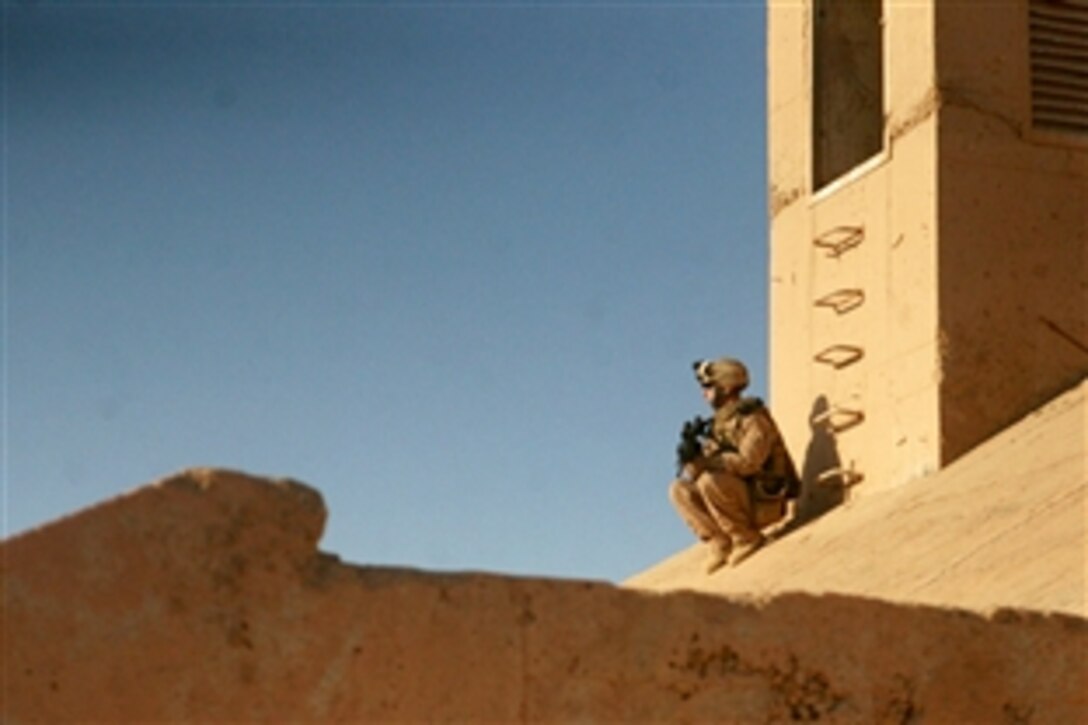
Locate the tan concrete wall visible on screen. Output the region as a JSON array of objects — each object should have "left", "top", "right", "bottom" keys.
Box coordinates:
[
  {"left": 4, "top": 469, "right": 1086, "bottom": 722},
  {"left": 934, "top": 0, "right": 1088, "bottom": 462},
  {"left": 768, "top": 1, "right": 942, "bottom": 503},
  {"left": 768, "top": 0, "right": 1085, "bottom": 500}
]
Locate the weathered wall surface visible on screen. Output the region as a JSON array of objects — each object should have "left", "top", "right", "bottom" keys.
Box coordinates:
[
  {"left": 934, "top": 1, "right": 1088, "bottom": 463},
  {"left": 768, "top": 0, "right": 942, "bottom": 502},
  {"left": 4, "top": 468, "right": 1086, "bottom": 722},
  {"left": 768, "top": 0, "right": 1086, "bottom": 502}
]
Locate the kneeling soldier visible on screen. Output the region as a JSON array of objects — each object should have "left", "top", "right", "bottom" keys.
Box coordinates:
[{"left": 669, "top": 357, "right": 801, "bottom": 573}]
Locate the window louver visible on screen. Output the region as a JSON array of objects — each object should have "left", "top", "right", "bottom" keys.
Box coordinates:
[{"left": 1030, "top": 0, "right": 1088, "bottom": 134}]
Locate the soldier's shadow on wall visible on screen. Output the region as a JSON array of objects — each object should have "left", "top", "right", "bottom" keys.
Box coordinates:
[{"left": 777, "top": 395, "right": 846, "bottom": 537}]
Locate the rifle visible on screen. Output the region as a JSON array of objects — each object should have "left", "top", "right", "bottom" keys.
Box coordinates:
[{"left": 675, "top": 416, "right": 713, "bottom": 475}]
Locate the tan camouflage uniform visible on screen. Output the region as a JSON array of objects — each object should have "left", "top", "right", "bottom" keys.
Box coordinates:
[{"left": 669, "top": 358, "right": 799, "bottom": 572}]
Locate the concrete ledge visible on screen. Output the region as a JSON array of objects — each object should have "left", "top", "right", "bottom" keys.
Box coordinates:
[{"left": 628, "top": 382, "right": 1087, "bottom": 618}]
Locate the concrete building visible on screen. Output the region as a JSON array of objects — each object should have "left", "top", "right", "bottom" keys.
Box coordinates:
[
  {"left": 4, "top": 2, "right": 1086, "bottom": 721},
  {"left": 767, "top": 0, "right": 1087, "bottom": 503}
]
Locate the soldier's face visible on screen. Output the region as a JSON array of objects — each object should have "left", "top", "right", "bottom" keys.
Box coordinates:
[{"left": 701, "top": 385, "right": 717, "bottom": 405}]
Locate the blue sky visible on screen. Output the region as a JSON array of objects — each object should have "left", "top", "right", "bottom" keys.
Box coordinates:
[{"left": 3, "top": 1, "right": 768, "bottom": 582}]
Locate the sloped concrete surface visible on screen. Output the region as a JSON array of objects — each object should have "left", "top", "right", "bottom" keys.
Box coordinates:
[
  {"left": 3, "top": 466, "right": 1086, "bottom": 721},
  {"left": 627, "top": 381, "right": 1087, "bottom": 618}
]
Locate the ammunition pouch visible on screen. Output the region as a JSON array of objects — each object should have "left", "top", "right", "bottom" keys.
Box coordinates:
[
  {"left": 748, "top": 475, "right": 791, "bottom": 529},
  {"left": 751, "top": 474, "right": 789, "bottom": 501},
  {"left": 753, "top": 497, "right": 788, "bottom": 529}
]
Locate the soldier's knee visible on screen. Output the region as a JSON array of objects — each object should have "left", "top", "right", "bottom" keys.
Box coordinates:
[
  {"left": 697, "top": 472, "right": 749, "bottom": 509},
  {"left": 668, "top": 478, "right": 691, "bottom": 505}
]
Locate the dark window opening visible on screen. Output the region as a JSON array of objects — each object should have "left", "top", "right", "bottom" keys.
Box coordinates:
[{"left": 813, "top": 0, "right": 885, "bottom": 190}]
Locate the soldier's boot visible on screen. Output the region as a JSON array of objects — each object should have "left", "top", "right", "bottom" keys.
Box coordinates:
[
  {"left": 729, "top": 532, "right": 766, "bottom": 567},
  {"left": 705, "top": 538, "right": 733, "bottom": 574}
]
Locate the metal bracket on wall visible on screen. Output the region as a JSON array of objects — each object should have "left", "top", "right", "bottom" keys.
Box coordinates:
[
  {"left": 814, "top": 288, "right": 866, "bottom": 315},
  {"left": 816, "top": 465, "right": 864, "bottom": 488},
  {"left": 813, "top": 344, "right": 865, "bottom": 369},
  {"left": 813, "top": 225, "right": 864, "bottom": 258},
  {"left": 810, "top": 405, "right": 865, "bottom": 434}
]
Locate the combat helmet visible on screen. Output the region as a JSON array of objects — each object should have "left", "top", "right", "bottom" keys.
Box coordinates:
[{"left": 693, "top": 357, "right": 749, "bottom": 393}]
